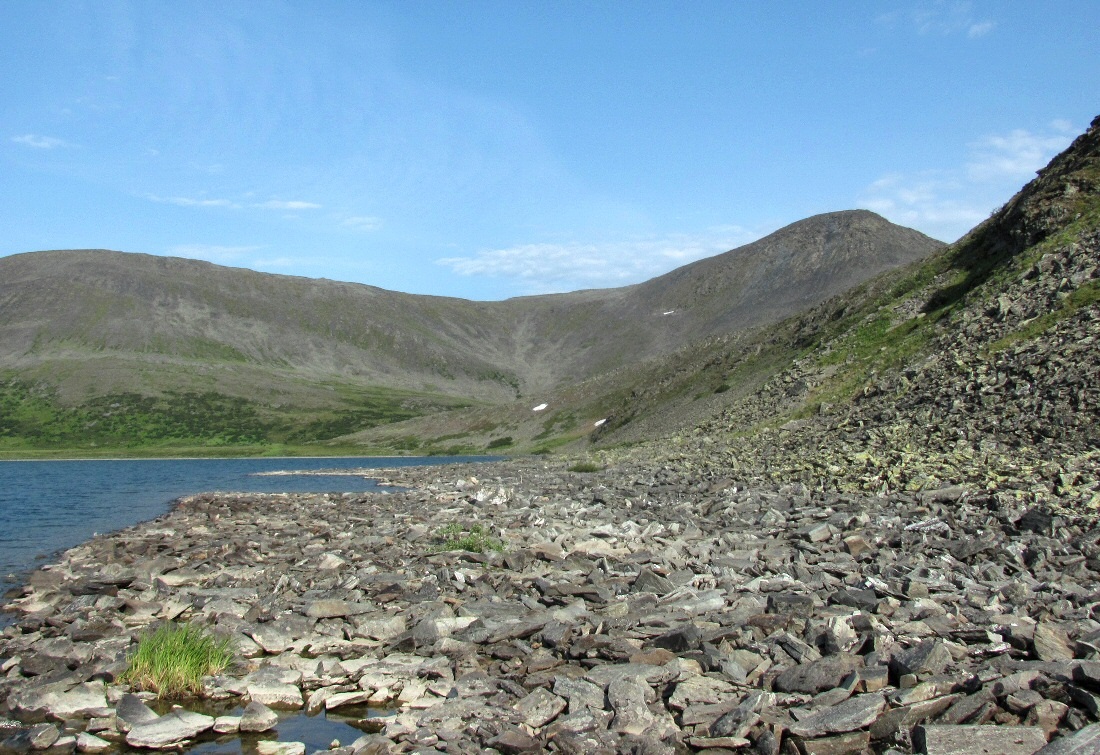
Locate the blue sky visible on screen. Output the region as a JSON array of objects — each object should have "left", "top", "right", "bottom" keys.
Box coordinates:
[{"left": 1, "top": 1, "right": 1096, "bottom": 300}]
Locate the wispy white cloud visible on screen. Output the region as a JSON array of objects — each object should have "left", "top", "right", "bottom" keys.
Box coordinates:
[
  {"left": 437, "top": 227, "right": 759, "bottom": 294},
  {"left": 255, "top": 200, "right": 321, "bottom": 211},
  {"left": 967, "top": 20, "right": 995, "bottom": 38},
  {"left": 166, "top": 246, "right": 309, "bottom": 274},
  {"left": 859, "top": 172, "right": 987, "bottom": 239},
  {"left": 11, "top": 134, "right": 75, "bottom": 149},
  {"left": 147, "top": 194, "right": 326, "bottom": 213},
  {"left": 341, "top": 215, "right": 383, "bottom": 231},
  {"left": 252, "top": 256, "right": 298, "bottom": 268},
  {"left": 167, "top": 244, "right": 264, "bottom": 264},
  {"left": 859, "top": 121, "right": 1076, "bottom": 241},
  {"left": 910, "top": 1, "right": 996, "bottom": 37},
  {"left": 147, "top": 194, "right": 239, "bottom": 209},
  {"left": 965, "top": 125, "right": 1076, "bottom": 181}
]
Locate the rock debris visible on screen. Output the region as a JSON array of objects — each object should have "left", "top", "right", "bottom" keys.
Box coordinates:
[{"left": 2, "top": 457, "right": 1099, "bottom": 754}]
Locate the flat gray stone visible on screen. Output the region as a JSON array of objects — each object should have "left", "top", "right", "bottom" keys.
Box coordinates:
[
  {"left": 652, "top": 624, "right": 702, "bottom": 653},
  {"left": 710, "top": 706, "right": 759, "bottom": 739},
  {"left": 75, "top": 732, "right": 113, "bottom": 753},
  {"left": 323, "top": 691, "right": 373, "bottom": 710},
  {"left": 801, "top": 522, "right": 834, "bottom": 543},
  {"left": 870, "top": 695, "right": 961, "bottom": 740},
  {"left": 238, "top": 701, "right": 278, "bottom": 733},
  {"left": 585, "top": 663, "right": 677, "bottom": 688},
  {"left": 795, "top": 730, "right": 871, "bottom": 755},
  {"left": 894, "top": 640, "right": 952, "bottom": 677},
  {"left": 687, "top": 734, "right": 752, "bottom": 750},
  {"left": 303, "top": 599, "right": 372, "bottom": 619},
  {"left": 632, "top": 568, "right": 675, "bottom": 596},
  {"left": 1074, "top": 661, "right": 1100, "bottom": 688},
  {"left": 1035, "top": 723, "right": 1100, "bottom": 754},
  {"left": 9, "top": 682, "right": 109, "bottom": 722},
  {"left": 546, "top": 710, "right": 613, "bottom": 738},
  {"left": 514, "top": 688, "right": 567, "bottom": 729},
  {"left": 487, "top": 727, "right": 541, "bottom": 753},
  {"left": 247, "top": 681, "right": 304, "bottom": 709},
  {"left": 667, "top": 675, "right": 738, "bottom": 710},
  {"left": 212, "top": 716, "right": 241, "bottom": 734},
  {"left": 350, "top": 615, "right": 406, "bottom": 641},
  {"left": 125, "top": 709, "right": 215, "bottom": 749},
  {"left": 767, "top": 592, "right": 815, "bottom": 614},
  {"left": 774, "top": 654, "right": 863, "bottom": 694},
  {"left": 254, "top": 742, "right": 305, "bottom": 755},
  {"left": 788, "top": 692, "right": 885, "bottom": 738},
  {"left": 115, "top": 694, "right": 159, "bottom": 731},
  {"left": 608, "top": 677, "right": 657, "bottom": 736},
  {"left": 914, "top": 724, "right": 1048, "bottom": 755},
  {"left": 248, "top": 626, "right": 295, "bottom": 654},
  {"left": 3, "top": 723, "right": 61, "bottom": 751},
  {"left": 552, "top": 676, "right": 605, "bottom": 713},
  {"left": 27, "top": 723, "right": 60, "bottom": 750},
  {"left": 1033, "top": 623, "right": 1075, "bottom": 662}
]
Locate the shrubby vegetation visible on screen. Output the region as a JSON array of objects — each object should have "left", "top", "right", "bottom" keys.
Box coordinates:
[
  {"left": 0, "top": 377, "right": 437, "bottom": 453},
  {"left": 0, "top": 382, "right": 267, "bottom": 447},
  {"left": 432, "top": 523, "right": 503, "bottom": 553}
]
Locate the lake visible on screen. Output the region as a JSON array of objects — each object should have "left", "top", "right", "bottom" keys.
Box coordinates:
[{"left": 0, "top": 455, "right": 494, "bottom": 598}]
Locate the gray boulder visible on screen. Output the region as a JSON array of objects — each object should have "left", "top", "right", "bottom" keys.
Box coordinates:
[{"left": 125, "top": 709, "right": 215, "bottom": 749}]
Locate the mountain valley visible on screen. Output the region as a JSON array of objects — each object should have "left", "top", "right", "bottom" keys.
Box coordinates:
[{"left": 0, "top": 211, "right": 940, "bottom": 455}]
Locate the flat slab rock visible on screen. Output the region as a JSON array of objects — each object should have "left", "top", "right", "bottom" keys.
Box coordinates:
[
  {"left": 789, "top": 693, "right": 886, "bottom": 738},
  {"left": 1035, "top": 723, "right": 1100, "bottom": 754},
  {"left": 125, "top": 709, "right": 215, "bottom": 749},
  {"left": 915, "top": 724, "right": 1049, "bottom": 755},
  {"left": 8, "top": 682, "right": 108, "bottom": 722}
]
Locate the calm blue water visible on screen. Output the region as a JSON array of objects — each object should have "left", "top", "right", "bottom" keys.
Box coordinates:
[{"left": 0, "top": 456, "right": 493, "bottom": 597}]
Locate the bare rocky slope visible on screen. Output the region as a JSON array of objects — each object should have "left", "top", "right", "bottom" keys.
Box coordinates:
[
  {"left": 0, "top": 212, "right": 939, "bottom": 450},
  {"left": 603, "top": 114, "right": 1100, "bottom": 515}
]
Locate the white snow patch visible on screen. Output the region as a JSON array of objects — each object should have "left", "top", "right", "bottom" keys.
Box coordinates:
[
  {"left": 532, "top": 403, "right": 548, "bottom": 412},
  {"left": 593, "top": 418, "right": 607, "bottom": 427},
  {"left": 662, "top": 310, "right": 676, "bottom": 316}
]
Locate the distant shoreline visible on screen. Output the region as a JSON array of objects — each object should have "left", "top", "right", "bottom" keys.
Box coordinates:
[{"left": 0, "top": 454, "right": 415, "bottom": 463}]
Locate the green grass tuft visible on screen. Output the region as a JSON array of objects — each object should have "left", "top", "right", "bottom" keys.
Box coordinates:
[
  {"left": 433, "top": 523, "right": 503, "bottom": 553},
  {"left": 123, "top": 623, "right": 233, "bottom": 699}
]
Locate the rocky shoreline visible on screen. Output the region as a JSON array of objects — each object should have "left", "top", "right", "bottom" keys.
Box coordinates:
[{"left": 2, "top": 457, "right": 1100, "bottom": 754}]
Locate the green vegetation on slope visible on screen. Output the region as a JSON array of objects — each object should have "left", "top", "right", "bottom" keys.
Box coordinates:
[
  {"left": 0, "top": 382, "right": 263, "bottom": 448},
  {"left": 0, "top": 375, "right": 463, "bottom": 455},
  {"left": 797, "top": 183, "right": 1100, "bottom": 416}
]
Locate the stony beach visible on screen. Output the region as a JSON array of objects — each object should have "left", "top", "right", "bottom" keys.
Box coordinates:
[{"left": 1, "top": 457, "right": 1099, "bottom": 755}]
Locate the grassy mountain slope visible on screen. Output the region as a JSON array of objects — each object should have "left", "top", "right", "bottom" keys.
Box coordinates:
[{"left": 0, "top": 211, "right": 939, "bottom": 453}]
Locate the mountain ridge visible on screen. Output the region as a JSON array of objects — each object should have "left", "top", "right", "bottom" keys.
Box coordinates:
[
  {"left": 0, "top": 209, "right": 941, "bottom": 452},
  {"left": 349, "top": 116, "right": 1100, "bottom": 469},
  {"left": 2, "top": 106, "right": 1097, "bottom": 465}
]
